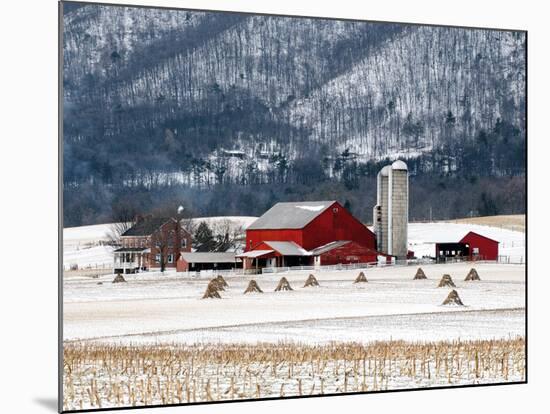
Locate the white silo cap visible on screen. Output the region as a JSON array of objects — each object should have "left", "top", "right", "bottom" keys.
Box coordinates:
[
  {"left": 379, "top": 165, "right": 391, "bottom": 176},
  {"left": 391, "top": 160, "right": 408, "bottom": 170}
]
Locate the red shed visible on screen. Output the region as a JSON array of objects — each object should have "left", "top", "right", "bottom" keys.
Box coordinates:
[
  {"left": 245, "top": 201, "right": 376, "bottom": 252},
  {"left": 310, "top": 240, "right": 391, "bottom": 266},
  {"left": 460, "top": 231, "right": 499, "bottom": 261}
]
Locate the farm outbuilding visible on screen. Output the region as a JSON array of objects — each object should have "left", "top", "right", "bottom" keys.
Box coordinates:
[
  {"left": 176, "top": 252, "right": 241, "bottom": 272},
  {"left": 310, "top": 240, "right": 392, "bottom": 266},
  {"left": 435, "top": 231, "right": 499, "bottom": 261},
  {"left": 460, "top": 231, "right": 500, "bottom": 260}
]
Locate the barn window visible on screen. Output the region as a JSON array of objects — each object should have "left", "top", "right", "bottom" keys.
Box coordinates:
[
  {"left": 333, "top": 207, "right": 339, "bottom": 213},
  {"left": 473, "top": 247, "right": 480, "bottom": 255}
]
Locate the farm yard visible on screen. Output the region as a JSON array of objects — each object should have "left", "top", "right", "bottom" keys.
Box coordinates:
[{"left": 62, "top": 217, "right": 526, "bottom": 272}]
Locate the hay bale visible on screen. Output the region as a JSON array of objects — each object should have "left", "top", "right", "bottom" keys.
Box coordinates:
[
  {"left": 441, "top": 289, "right": 464, "bottom": 306},
  {"left": 354, "top": 271, "right": 368, "bottom": 283},
  {"left": 274, "top": 277, "right": 293, "bottom": 291},
  {"left": 303, "top": 274, "right": 320, "bottom": 287},
  {"left": 413, "top": 267, "right": 427, "bottom": 280},
  {"left": 210, "top": 277, "right": 225, "bottom": 291},
  {"left": 202, "top": 280, "right": 221, "bottom": 299},
  {"left": 244, "top": 280, "right": 263, "bottom": 294},
  {"left": 437, "top": 274, "right": 456, "bottom": 288},
  {"left": 465, "top": 268, "right": 481, "bottom": 281},
  {"left": 112, "top": 273, "right": 126, "bottom": 283},
  {"left": 216, "top": 274, "right": 229, "bottom": 288}
]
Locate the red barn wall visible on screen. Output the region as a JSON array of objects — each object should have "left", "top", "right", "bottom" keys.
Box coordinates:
[
  {"left": 302, "top": 202, "right": 376, "bottom": 250},
  {"left": 319, "top": 241, "right": 383, "bottom": 265},
  {"left": 460, "top": 232, "right": 499, "bottom": 260},
  {"left": 246, "top": 229, "right": 304, "bottom": 251}
]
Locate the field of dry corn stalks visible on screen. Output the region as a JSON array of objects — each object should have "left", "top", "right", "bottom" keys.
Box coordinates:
[{"left": 63, "top": 337, "right": 525, "bottom": 410}]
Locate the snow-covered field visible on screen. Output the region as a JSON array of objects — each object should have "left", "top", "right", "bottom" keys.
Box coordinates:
[
  {"left": 62, "top": 218, "right": 525, "bottom": 345},
  {"left": 63, "top": 262, "right": 525, "bottom": 344},
  {"left": 62, "top": 220, "right": 525, "bottom": 410}
]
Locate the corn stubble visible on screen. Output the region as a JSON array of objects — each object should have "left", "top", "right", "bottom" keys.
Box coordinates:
[{"left": 63, "top": 337, "right": 525, "bottom": 410}]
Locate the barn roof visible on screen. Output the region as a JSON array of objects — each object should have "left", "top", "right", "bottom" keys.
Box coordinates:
[
  {"left": 247, "top": 201, "right": 336, "bottom": 230},
  {"left": 237, "top": 250, "right": 275, "bottom": 258},
  {"left": 121, "top": 217, "right": 173, "bottom": 236},
  {"left": 180, "top": 252, "right": 237, "bottom": 263},
  {"left": 309, "top": 240, "right": 351, "bottom": 255},
  {"left": 264, "top": 241, "right": 311, "bottom": 256},
  {"left": 460, "top": 231, "right": 500, "bottom": 244}
]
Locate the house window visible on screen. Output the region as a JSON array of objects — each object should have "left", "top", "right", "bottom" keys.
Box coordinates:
[
  {"left": 141, "top": 239, "right": 145, "bottom": 247},
  {"left": 168, "top": 254, "right": 174, "bottom": 264},
  {"left": 155, "top": 254, "right": 161, "bottom": 263},
  {"left": 181, "top": 238, "right": 187, "bottom": 248}
]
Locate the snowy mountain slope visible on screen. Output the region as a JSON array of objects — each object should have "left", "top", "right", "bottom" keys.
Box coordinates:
[
  {"left": 63, "top": 4, "right": 525, "bottom": 176},
  {"left": 288, "top": 27, "right": 525, "bottom": 157}
]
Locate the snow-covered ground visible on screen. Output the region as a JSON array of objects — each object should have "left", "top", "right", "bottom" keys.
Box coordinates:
[
  {"left": 62, "top": 217, "right": 525, "bottom": 345},
  {"left": 63, "top": 262, "right": 525, "bottom": 344}
]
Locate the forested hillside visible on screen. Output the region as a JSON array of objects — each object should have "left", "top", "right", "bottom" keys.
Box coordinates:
[{"left": 62, "top": 3, "right": 526, "bottom": 226}]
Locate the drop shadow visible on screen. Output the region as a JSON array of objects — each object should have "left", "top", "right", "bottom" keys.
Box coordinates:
[{"left": 34, "top": 397, "right": 58, "bottom": 412}]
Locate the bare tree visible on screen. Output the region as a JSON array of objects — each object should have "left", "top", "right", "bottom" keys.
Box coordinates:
[{"left": 105, "top": 202, "right": 137, "bottom": 246}]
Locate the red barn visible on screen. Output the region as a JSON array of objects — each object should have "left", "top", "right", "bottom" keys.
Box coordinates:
[
  {"left": 239, "top": 201, "right": 379, "bottom": 270},
  {"left": 460, "top": 231, "right": 499, "bottom": 260},
  {"left": 435, "top": 231, "right": 499, "bottom": 261}
]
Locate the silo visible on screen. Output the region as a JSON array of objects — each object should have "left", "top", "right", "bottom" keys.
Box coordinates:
[
  {"left": 373, "top": 166, "right": 390, "bottom": 253},
  {"left": 388, "top": 160, "right": 409, "bottom": 258}
]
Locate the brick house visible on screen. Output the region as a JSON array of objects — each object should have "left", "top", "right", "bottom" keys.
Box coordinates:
[{"left": 113, "top": 216, "right": 192, "bottom": 273}]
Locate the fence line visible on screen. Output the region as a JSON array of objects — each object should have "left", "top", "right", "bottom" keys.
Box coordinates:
[{"left": 497, "top": 255, "right": 525, "bottom": 264}]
